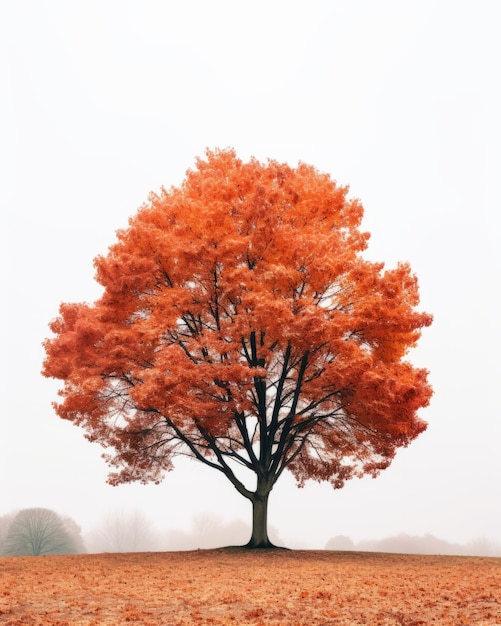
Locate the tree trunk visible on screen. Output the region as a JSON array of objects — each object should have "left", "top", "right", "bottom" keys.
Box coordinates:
[{"left": 246, "top": 492, "right": 275, "bottom": 548}]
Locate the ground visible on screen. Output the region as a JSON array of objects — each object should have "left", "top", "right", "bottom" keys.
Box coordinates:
[{"left": 1, "top": 549, "right": 500, "bottom": 625}]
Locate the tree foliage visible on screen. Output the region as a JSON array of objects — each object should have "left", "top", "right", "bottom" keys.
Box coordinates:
[
  {"left": 2, "top": 508, "right": 84, "bottom": 556},
  {"left": 43, "top": 149, "right": 432, "bottom": 547}
]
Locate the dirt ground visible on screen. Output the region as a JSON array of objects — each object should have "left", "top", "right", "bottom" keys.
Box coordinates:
[{"left": 1, "top": 549, "right": 500, "bottom": 625}]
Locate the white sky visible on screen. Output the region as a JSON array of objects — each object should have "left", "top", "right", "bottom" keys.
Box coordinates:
[{"left": 1, "top": 0, "right": 500, "bottom": 550}]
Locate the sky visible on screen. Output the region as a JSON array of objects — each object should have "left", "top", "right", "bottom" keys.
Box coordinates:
[{"left": 1, "top": 1, "right": 500, "bottom": 551}]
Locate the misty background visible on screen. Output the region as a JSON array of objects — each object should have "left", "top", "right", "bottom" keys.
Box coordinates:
[
  {"left": 1, "top": 1, "right": 500, "bottom": 553},
  {"left": 2, "top": 507, "right": 499, "bottom": 556}
]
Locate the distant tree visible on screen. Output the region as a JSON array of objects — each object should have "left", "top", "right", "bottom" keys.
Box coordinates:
[
  {"left": 163, "top": 514, "right": 281, "bottom": 551},
  {"left": 326, "top": 533, "right": 501, "bottom": 557},
  {"left": 325, "top": 535, "right": 355, "bottom": 551},
  {"left": 465, "top": 537, "right": 501, "bottom": 557},
  {"left": 0, "top": 512, "right": 16, "bottom": 552},
  {"left": 43, "top": 149, "right": 433, "bottom": 548},
  {"left": 85, "top": 509, "right": 160, "bottom": 553},
  {"left": 192, "top": 512, "right": 221, "bottom": 545},
  {"left": 357, "top": 533, "right": 455, "bottom": 555},
  {"left": 2, "top": 508, "right": 83, "bottom": 556},
  {"left": 61, "top": 515, "right": 87, "bottom": 554}
]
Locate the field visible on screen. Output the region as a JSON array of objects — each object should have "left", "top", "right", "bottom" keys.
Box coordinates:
[{"left": 1, "top": 549, "right": 500, "bottom": 625}]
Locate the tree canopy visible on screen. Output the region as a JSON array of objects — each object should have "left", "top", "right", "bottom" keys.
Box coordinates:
[
  {"left": 2, "top": 508, "right": 84, "bottom": 556},
  {"left": 43, "top": 149, "right": 432, "bottom": 547}
]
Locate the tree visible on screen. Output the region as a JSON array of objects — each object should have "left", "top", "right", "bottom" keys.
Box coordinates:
[
  {"left": 164, "top": 513, "right": 281, "bottom": 550},
  {"left": 85, "top": 509, "right": 161, "bottom": 553},
  {"left": 61, "top": 514, "right": 87, "bottom": 554},
  {"left": 325, "top": 535, "right": 355, "bottom": 551},
  {"left": 2, "top": 508, "right": 84, "bottom": 556},
  {"left": 0, "top": 512, "right": 16, "bottom": 552},
  {"left": 43, "top": 149, "right": 432, "bottom": 548}
]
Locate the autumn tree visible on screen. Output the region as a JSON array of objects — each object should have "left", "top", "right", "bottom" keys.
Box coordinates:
[
  {"left": 42, "top": 149, "right": 432, "bottom": 548},
  {"left": 2, "top": 508, "right": 84, "bottom": 556}
]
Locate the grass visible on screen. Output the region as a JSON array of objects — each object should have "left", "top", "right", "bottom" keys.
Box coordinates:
[{"left": 1, "top": 548, "right": 500, "bottom": 625}]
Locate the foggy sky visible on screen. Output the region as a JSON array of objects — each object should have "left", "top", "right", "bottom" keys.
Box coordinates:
[{"left": 1, "top": 1, "right": 500, "bottom": 550}]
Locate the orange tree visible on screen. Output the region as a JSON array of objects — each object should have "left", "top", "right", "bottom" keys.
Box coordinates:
[{"left": 43, "top": 149, "right": 432, "bottom": 548}]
